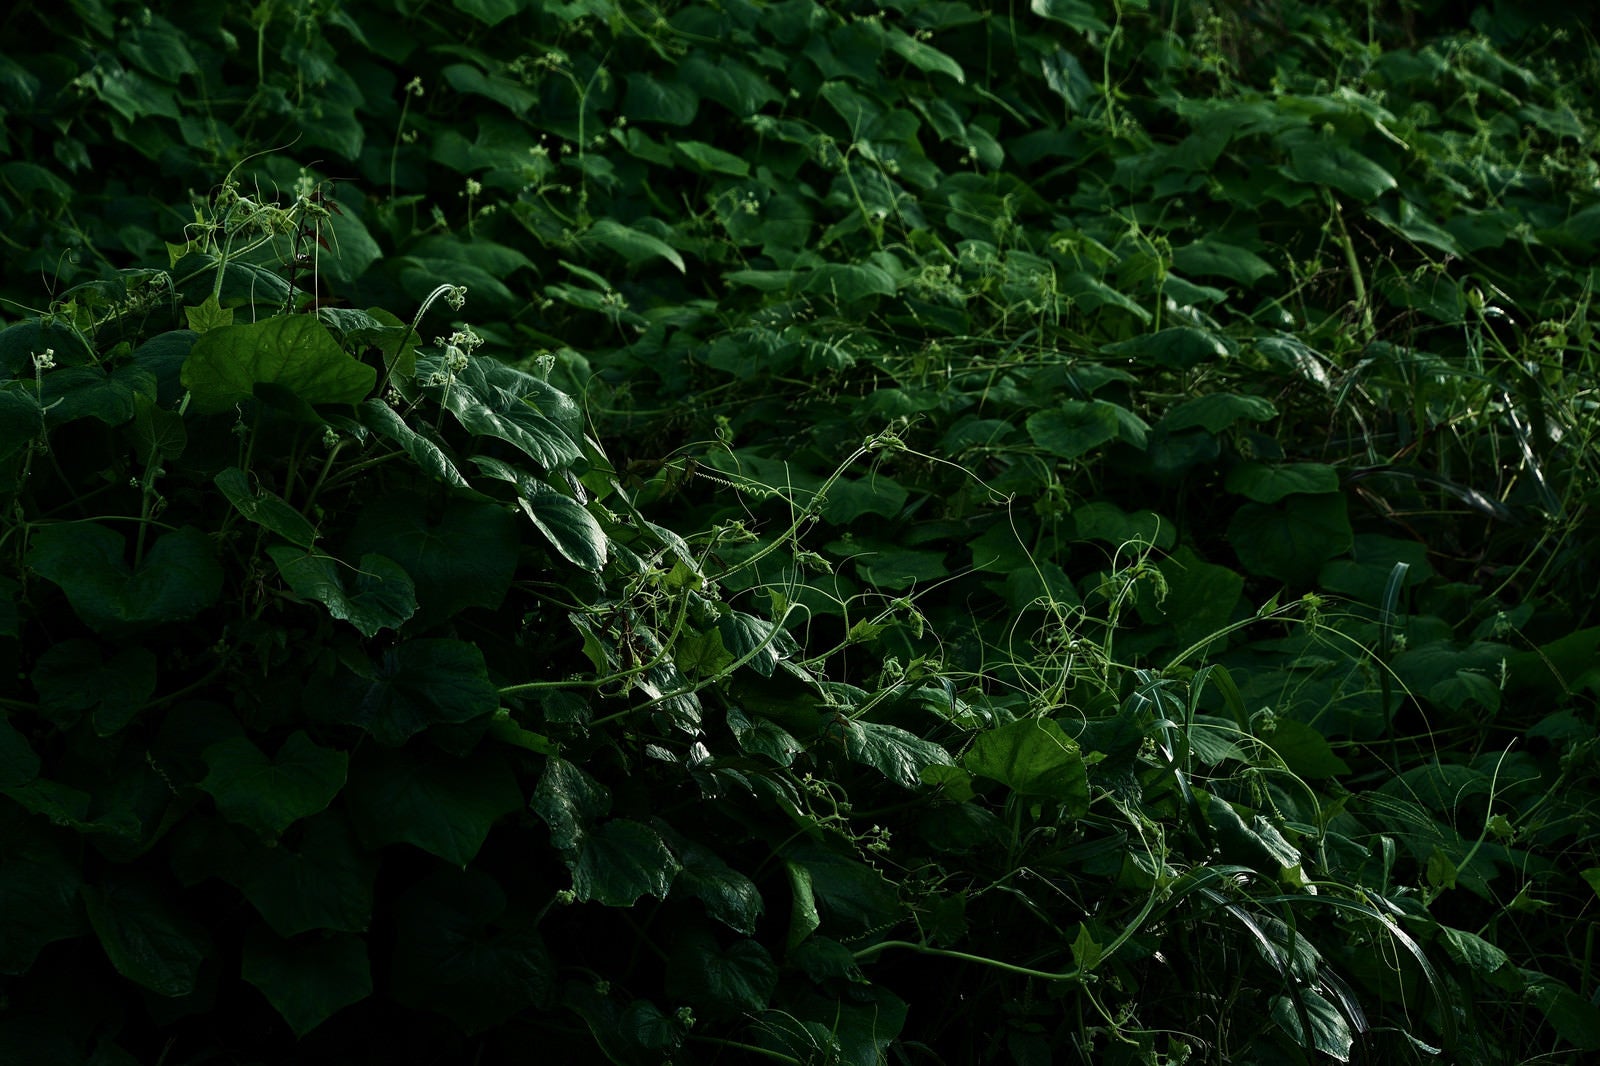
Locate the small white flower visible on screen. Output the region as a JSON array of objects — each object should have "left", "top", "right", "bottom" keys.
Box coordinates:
[
  {"left": 31, "top": 349, "right": 55, "bottom": 371},
  {"left": 404, "top": 76, "right": 425, "bottom": 98}
]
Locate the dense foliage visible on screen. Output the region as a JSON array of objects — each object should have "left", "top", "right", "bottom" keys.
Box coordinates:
[{"left": 2, "top": 0, "right": 1598, "bottom": 1063}]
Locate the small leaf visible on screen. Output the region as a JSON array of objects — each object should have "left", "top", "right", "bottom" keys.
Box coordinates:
[
  {"left": 1271, "top": 988, "right": 1355, "bottom": 1061},
  {"left": 1285, "top": 138, "right": 1397, "bottom": 202},
  {"left": 242, "top": 927, "right": 371, "bottom": 1037},
  {"left": 199, "top": 731, "right": 348, "bottom": 840},
  {"left": 531, "top": 756, "right": 613, "bottom": 851},
  {"left": 1161, "top": 394, "right": 1278, "bottom": 434},
  {"left": 183, "top": 295, "right": 233, "bottom": 333},
  {"left": 1027, "top": 401, "right": 1121, "bottom": 459},
  {"left": 673, "top": 839, "right": 765, "bottom": 935},
  {"left": 586, "top": 219, "right": 686, "bottom": 274},
  {"left": 674, "top": 140, "right": 750, "bottom": 176}
]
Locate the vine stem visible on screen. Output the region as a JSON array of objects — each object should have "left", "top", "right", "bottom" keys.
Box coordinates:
[{"left": 850, "top": 939, "right": 1084, "bottom": 983}]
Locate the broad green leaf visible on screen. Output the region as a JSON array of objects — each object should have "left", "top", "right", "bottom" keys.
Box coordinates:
[
  {"left": 1201, "top": 791, "right": 1302, "bottom": 876},
  {"left": 319, "top": 208, "right": 385, "bottom": 285},
  {"left": 856, "top": 545, "right": 948, "bottom": 590},
  {"left": 1227, "top": 494, "right": 1353, "bottom": 585},
  {"left": 673, "top": 839, "right": 765, "bottom": 935},
  {"left": 679, "top": 54, "right": 781, "bottom": 115},
  {"left": 436, "top": 358, "right": 584, "bottom": 471},
  {"left": 314, "top": 638, "right": 500, "bottom": 746},
  {"left": 839, "top": 719, "right": 955, "bottom": 789},
  {"left": 519, "top": 482, "right": 608, "bottom": 571},
  {"left": 130, "top": 392, "right": 186, "bottom": 466},
  {"left": 1161, "top": 393, "right": 1278, "bottom": 434},
  {"left": 802, "top": 262, "right": 897, "bottom": 300},
  {"left": 1070, "top": 501, "right": 1176, "bottom": 548},
  {"left": 784, "top": 842, "right": 902, "bottom": 937},
  {"left": 27, "top": 524, "right": 222, "bottom": 634},
  {"left": 242, "top": 928, "right": 371, "bottom": 1037},
  {"left": 1027, "top": 401, "right": 1121, "bottom": 459},
  {"left": 820, "top": 475, "right": 907, "bottom": 523},
  {"left": 266, "top": 547, "right": 416, "bottom": 637},
  {"left": 667, "top": 927, "right": 778, "bottom": 1021},
  {"left": 199, "top": 731, "right": 347, "bottom": 839},
  {"left": 183, "top": 294, "right": 232, "bottom": 333},
  {"left": 215, "top": 467, "right": 318, "bottom": 547},
  {"left": 356, "top": 400, "right": 471, "bottom": 489},
  {"left": 531, "top": 756, "right": 612, "bottom": 851},
  {"left": 440, "top": 62, "right": 537, "bottom": 114},
  {"left": 82, "top": 873, "right": 210, "bottom": 997},
  {"left": 347, "top": 746, "right": 521, "bottom": 866},
  {"left": 785, "top": 861, "right": 822, "bottom": 949},
  {"left": 1525, "top": 975, "right": 1600, "bottom": 1051},
  {"left": 571, "top": 819, "right": 681, "bottom": 907},
  {"left": 1439, "top": 926, "right": 1508, "bottom": 976},
  {"left": 624, "top": 72, "right": 699, "bottom": 125},
  {"left": 1263, "top": 718, "right": 1350, "bottom": 779},
  {"left": 586, "top": 219, "right": 685, "bottom": 274},
  {"left": 674, "top": 140, "right": 750, "bottom": 176},
  {"left": 1148, "top": 547, "right": 1243, "bottom": 654},
  {"left": 1225, "top": 461, "right": 1340, "bottom": 502},
  {"left": 237, "top": 812, "right": 377, "bottom": 936},
  {"left": 887, "top": 29, "right": 964, "bottom": 83},
  {"left": 181, "top": 315, "right": 376, "bottom": 414},
  {"left": 964, "top": 718, "right": 1089, "bottom": 813},
  {"left": 1101, "top": 326, "right": 1232, "bottom": 369},
  {"left": 1031, "top": 0, "right": 1111, "bottom": 32},
  {"left": 391, "top": 868, "right": 555, "bottom": 1034},
  {"left": 0, "top": 717, "right": 40, "bottom": 789},
  {"left": 0, "top": 809, "right": 86, "bottom": 973},
  {"left": 1271, "top": 988, "right": 1355, "bottom": 1061},
  {"left": 1171, "top": 239, "right": 1276, "bottom": 284},
  {"left": 1285, "top": 138, "right": 1397, "bottom": 201},
  {"left": 346, "top": 492, "right": 518, "bottom": 620},
  {"left": 29, "top": 640, "right": 157, "bottom": 734}
]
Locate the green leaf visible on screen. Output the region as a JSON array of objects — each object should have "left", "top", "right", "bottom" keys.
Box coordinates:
[
  {"left": 839, "top": 719, "right": 955, "bottom": 789},
  {"left": 391, "top": 868, "right": 555, "bottom": 1034},
  {"left": 0, "top": 718, "right": 41, "bottom": 790},
  {"left": 1225, "top": 461, "right": 1340, "bottom": 502},
  {"left": 1439, "top": 926, "right": 1508, "bottom": 976},
  {"left": 964, "top": 718, "right": 1089, "bottom": 813},
  {"left": 531, "top": 756, "right": 612, "bottom": 850},
  {"left": 0, "top": 809, "right": 86, "bottom": 974},
  {"left": 183, "top": 294, "right": 233, "bottom": 333},
  {"left": 1030, "top": 0, "right": 1111, "bottom": 32},
  {"left": 242, "top": 927, "right": 371, "bottom": 1037},
  {"left": 1271, "top": 988, "right": 1355, "bottom": 1061},
  {"left": 356, "top": 400, "right": 471, "bottom": 489},
  {"left": 1525, "top": 975, "right": 1600, "bottom": 1051},
  {"left": 624, "top": 72, "right": 699, "bottom": 125},
  {"left": 571, "top": 819, "right": 681, "bottom": 907},
  {"left": 820, "top": 475, "right": 907, "bottom": 524},
  {"left": 1161, "top": 394, "right": 1278, "bottom": 434},
  {"left": 586, "top": 219, "right": 685, "bottom": 274},
  {"left": 1101, "top": 326, "right": 1233, "bottom": 369},
  {"left": 785, "top": 861, "right": 822, "bottom": 949},
  {"left": 673, "top": 839, "right": 765, "bottom": 935},
  {"left": 886, "top": 29, "right": 964, "bottom": 83},
  {"left": 215, "top": 467, "right": 318, "bottom": 548},
  {"left": 314, "top": 638, "right": 500, "bottom": 746},
  {"left": 674, "top": 140, "right": 751, "bottom": 176},
  {"left": 180, "top": 315, "right": 376, "bottom": 414},
  {"left": 347, "top": 746, "right": 521, "bottom": 866},
  {"left": 1070, "top": 501, "right": 1177, "bottom": 548},
  {"left": 199, "top": 731, "right": 347, "bottom": 840},
  {"left": 1027, "top": 401, "right": 1121, "bottom": 459},
  {"left": 27, "top": 524, "right": 223, "bottom": 634},
  {"left": 784, "top": 842, "right": 902, "bottom": 937},
  {"left": 667, "top": 927, "right": 778, "bottom": 1021},
  {"left": 520, "top": 482, "right": 608, "bottom": 571},
  {"left": 82, "top": 873, "right": 210, "bottom": 997},
  {"left": 237, "top": 812, "right": 377, "bottom": 936},
  {"left": 1171, "top": 239, "right": 1276, "bottom": 285},
  {"left": 1285, "top": 138, "right": 1397, "bottom": 202},
  {"left": 1263, "top": 718, "right": 1350, "bottom": 779},
  {"left": 30, "top": 640, "right": 157, "bottom": 735},
  {"left": 802, "top": 262, "right": 898, "bottom": 300},
  {"left": 266, "top": 547, "right": 417, "bottom": 637},
  {"left": 346, "top": 491, "right": 518, "bottom": 619},
  {"left": 437, "top": 358, "right": 584, "bottom": 471},
  {"left": 1227, "top": 494, "right": 1353, "bottom": 585},
  {"left": 130, "top": 392, "right": 186, "bottom": 466}
]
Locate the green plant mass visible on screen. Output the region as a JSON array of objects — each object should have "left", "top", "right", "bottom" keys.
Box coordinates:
[{"left": 3, "top": 0, "right": 1600, "bottom": 1063}]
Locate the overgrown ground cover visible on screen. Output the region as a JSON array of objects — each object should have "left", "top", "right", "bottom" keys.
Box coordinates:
[{"left": 2, "top": 0, "right": 1599, "bottom": 1062}]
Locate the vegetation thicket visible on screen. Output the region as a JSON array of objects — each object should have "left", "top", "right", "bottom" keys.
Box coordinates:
[{"left": 1, "top": 0, "right": 1598, "bottom": 1063}]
